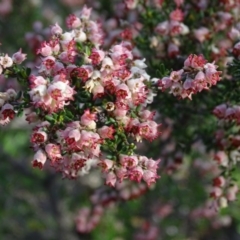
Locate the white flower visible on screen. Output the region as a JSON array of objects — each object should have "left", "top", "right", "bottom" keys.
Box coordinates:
[{"left": 0, "top": 54, "right": 13, "bottom": 68}]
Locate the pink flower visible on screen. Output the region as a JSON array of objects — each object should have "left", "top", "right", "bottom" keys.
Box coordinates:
[
  {"left": 29, "top": 75, "right": 48, "bottom": 88},
  {"left": 174, "top": 0, "right": 184, "bottom": 6},
  {"left": 51, "top": 23, "right": 63, "bottom": 35},
  {"left": 170, "top": 70, "right": 183, "bottom": 82},
  {"left": 88, "top": 48, "right": 105, "bottom": 65},
  {"left": 183, "top": 78, "right": 194, "bottom": 90},
  {"left": 32, "top": 149, "right": 47, "bottom": 169},
  {"left": 205, "top": 68, "right": 221, "bottom": 86},
  {"left": 169, "top": 20, "right": 182, "bottom": 36},
  {"left": 73, "top": 65, "right": 93, "bottom": 82},
  {"left": 31, "top": 131, "right": 48, "bottom": 144},
  {"left": 0, "top": 103, "right": 15, "bottom": 125},
  {"left": 227, "top": 185, "right": 238, "bottom": 201},
  {"left": 66, "top": 14, "right": 81, "bottom": 29},
  {"left": 98, "top": 159, "right": 114, "bottom": 172},
  {"left": 115, "top": 83, "right": 131, "bottom": 100},
  {"left": 36, "top": 42, "right": 53, "bottom": 57},
  {"left": 138, "top": 120, "right": 160, "bottom": 141},
  {"left": 170, "top": 82, "right": 183, "bottom": 96},
  {"left": 100, "top": 57, "right": 114, "bottom": 73},
  {"left": 184, "top": 54, "right": 206, "bottom": 69},
  {"left": 80, "top": 109, "right": 97, "bottom": 130},
  {"left": 92, "top": 83, "right": 104, "bottom": 99},
  {"left": 97, "top": 126, "right": 115, "bottom": 139},
  {"left": 47, "top": 81, "right": 75, "bottom": 102},
  {"left": 170, "top": 8, "right": 184, "bottom": 22},
  {"left": 124, "top": 0, "right": 139, "bottom": 9},
  {"left": 193, "top": 27, "right": 210, "bottom": 43},
  {"left": 45, "top": 144, "right": 62, "bottom": 162},
  {"left": 233, "top": 42, "right": 240, "bottom": 57},
  {"left": 25, "top": 112, "right": 38, "bottom": 124},
  {"left": 144, "top": 158, "right": 160, "bottom": 172},
  {"left": 213, "top": 176, "right": 226, "bottom": 187},
  {"left": 168, "top": 43, "right": 179, "bottom": 58},
  {"left": 115, "top": 166, "right": 128, "bottom": 182},
  {"left": 213, "top": 104, "right": 227, "bottom": 119},
  {"left": 128, "top": 166, "right": 144, "bottom": 182},
  {"left": 12, "top": 49, "right": 27, "bottom": 64},
  {"left": 78, "top": 130, "right": 101, "bottom": 156},
  {"left": 210, "top": 187, "right": 223, "bottom": 199},
  {"left": 80, "top": 5, "right": 92, "bottom": 20},
  {"left": 155, "top": 21, "right": 169, "bottom": 35},
  {"left": 105, "top": 171, "right": 117, "bottom": 187},
  {"left": 65, "top": 129, "right": 81, "bottom": 148},
  {"left": 158, "top": 77, "right": 173, "bottom": 90},
  {"left": 71, "top": 153, "right": 86, "bottom": 172},
  {"left": 213, "top": 151, "right": 229, "bottom": 167},
  {"left": 143, "top": 170, "right": 159, "bottom": 186},
  {"left": 110, "top": 43, "right": 133, "bottom": 66},
  {"left": 139, "top": 110, "right": 155, "bottom": 121},
  {"left": 120, "top": 154, "right": 138, "bottom": 168}
]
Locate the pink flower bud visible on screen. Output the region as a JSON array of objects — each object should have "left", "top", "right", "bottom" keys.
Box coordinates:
[
  {"left": 12, "top": 49, "right": 27, "bottom": 64},
  {"left": 80, "top": 5, "right": 92, "bottom": 20},
  {"left": 105, "top": 171, "right": 117, "bottom": 187}
]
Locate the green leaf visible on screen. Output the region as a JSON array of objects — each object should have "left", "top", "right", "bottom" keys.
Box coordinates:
[{"left": 45, "top": 115, "right": 55, "bottom": 123}]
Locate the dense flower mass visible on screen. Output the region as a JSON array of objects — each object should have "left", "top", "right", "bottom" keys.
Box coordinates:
[{"left": 0, "top": 7, "right": 160, "bottom": 188}]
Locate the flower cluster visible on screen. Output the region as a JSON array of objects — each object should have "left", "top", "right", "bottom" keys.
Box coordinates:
[
  {"left": 191, "top": 200, "right": 232, "bottom": 229},
  {"left": 75, "top": 205, "right": 104, "bottom": 233},
  {"left": 158, "top": 54, "right": 222, "bottom": 99},
  {"left": 210, "top": 175, "right": 239, "bottom": 207},
  {"left": 0, "top": 6, "right": 160, "bottom": 188},
  {"left": 0, "top": 49, "right": 26, "bottom": 124},
  {"left": 209, "top": 102, "right": 240, "bottom": 208},
  {"left": 154, "top": 5, "right": 188, "bottom": 58},
  {"left": 213, "top": 104, "right": 240, "bottom": 124},
  {"left": 75, "top": 181, "right": 148, "bottom": 233},
  {"left": 99, "top": 155, "right": 160, "bottom": 187}
]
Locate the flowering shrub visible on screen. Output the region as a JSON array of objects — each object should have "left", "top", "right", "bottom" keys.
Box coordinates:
[
  {"left": 0, "top": 7, "right": 161, "bottom": 188},
  {"left": 1, "top": 1, "right": 240, "bottom": 239}
]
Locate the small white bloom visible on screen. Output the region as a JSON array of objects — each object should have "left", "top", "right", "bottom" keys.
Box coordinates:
[{"left": 0, "top": 54, "right": 13, "bottom": 68}]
